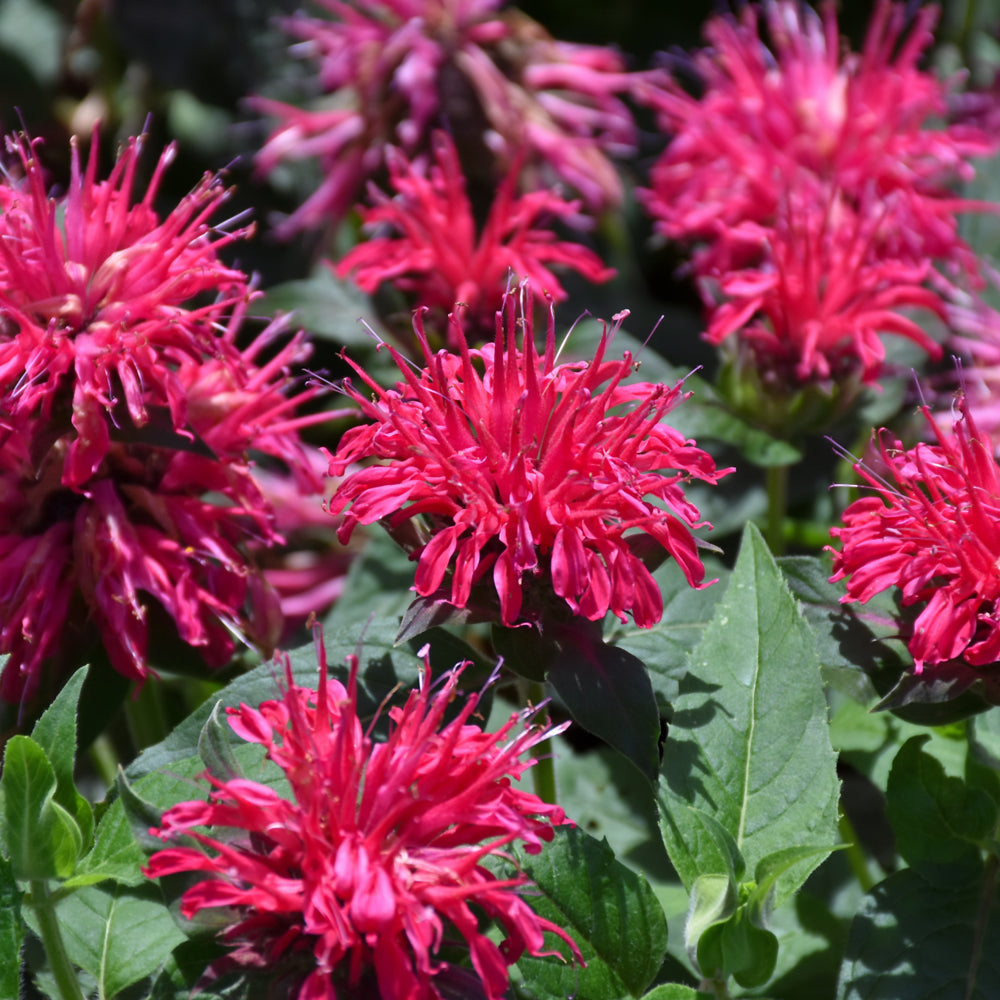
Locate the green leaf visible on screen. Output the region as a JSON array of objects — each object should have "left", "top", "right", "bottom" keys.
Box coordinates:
[
  {"left": 1, "top": 736, "right": 82, "bottom": 880},
  {"left": 258, "top": 264, "right": 383, "bottom": 347},
  {"left": 511, "top": 826, "right": 668, "bottom": 1000},
  {"left": 49, "top": 882, "right": 187, "bottom": 997},
  {"left": 198, "top": 702, "right": 245, "bottom": 783},
  {"left": 30, "top": 666, "right": 93, "bottom": 853},
  {"left": 0, "top": 857, "right": 24, "bottom": 1000},
  {"left": 324, "top": 528, "right": 419, "bottom": 634},
  {"left": 886, "top": 736, "right": 997, "bottom": 887},
  {"left": 696, "top": 904, "right": 778, "bottom": 989},
  {"left": 748, "top": 845, "right": 845, "bottom": 927},
  {"left": 548, "top": 636, "right": 661, "bottom": 782},
  {"left": 839, "top": 864, "right": 1000, "bottom": 1000},
  {"left": 640, "top": 987, "right": 714, "bottom": 1000},
  {"left": 684, "top": 873, "right": 737, "bottom": 968},
  {"left": 127, "top": 621, "right": 423, "bottom": 780},
  {"left": 607, "top": 556, "right": 730, "bottom": 711},
  {"left": 778, "top": 555, "right": 893, "bottom": 703},
  {"left": 658, "top": 524, "right": 840, "bottom": 905},
  {"left": 70, "top": 789, "right": 149, "bottom": 890}
]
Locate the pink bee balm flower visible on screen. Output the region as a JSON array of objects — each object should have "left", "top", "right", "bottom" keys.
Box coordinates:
[
  {"left": 326, "top": 288, "right": 730, "bottom": 628},
  {"left": 637, "top": 0, "right": 996, "bottom": 277},
  {"left": 829, "top": 398, "right": 1000, "bottom": 673},
  {"left": 0, "top": 309, "right": 327, "bottom": 703},
  {"left": 145, "top": 634, "right": 582, "bottom": 1000},
  {"left": 0, "top": 131, "right": 331, "bottom": 702},
  {"left": 706, "top": 195, "right": 943, "bottom": 387},
  {"left": 0, "top": 129, "right": 251, "bottom": 487},
  {"left": 336, "top": 131, "right": 614, "bottom": 338},
  {"left": 255, "top": 0, "right": 636, "bottom": 233}
]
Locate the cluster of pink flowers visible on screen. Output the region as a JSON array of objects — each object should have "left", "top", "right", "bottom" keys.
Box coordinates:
[
  {"left": 336, "top": 131, "right": 614, "bottom": 339},
  {"left": 326, "top": 287, "right": 730, "bottom": 629},
  {"left": 255, "top": 0, "right": 637, "bottom": 234},
  {"left": 830, "top": 398, "right": 1000, "bottom": 673},
  {"left": 145, "top": 634, "right": 581, "bottom": 1000},
  {"left": 0, "top": 131, "right": 327, "bottom": 703},
  {"left": 638, "top": 0, "right": 996, "bottom": 398}
]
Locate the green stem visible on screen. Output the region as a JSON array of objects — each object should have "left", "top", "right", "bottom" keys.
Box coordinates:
[
  {"left": 839, "top": 811, "right": 875, "bottom": 894},
  {"left": 518, "top": 679, "right": 557, "bottom": 805},
  {"left": 28, "top": 880, "right": 86, "bottom": 1000},
  {"left": 88, "top": 734, "right": 119, "bottom": 792},
  {"left": 765, "top": 463, "right": 789, "bottom": 557},
  {"left": 697, "top": 976, "right": 731, "bottom": 999},
  {"left": 124, "top": 680, "right": 169, "bottom": 752}
]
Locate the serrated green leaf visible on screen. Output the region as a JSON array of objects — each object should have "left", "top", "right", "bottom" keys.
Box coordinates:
[
  {"left": 1, "top": 737, "right": 82, "bottom": 880},
  {"left": 658, "top": 524, "right": 840, "bottom": 905},
  {"left": 886, "top": 736, "right": 997, "bottom": 886},
  {"left": 50, "top": 882, "right": 186, "bottom": 997},
  {"left": 607, "top": 556, "right": 730, "bottom": 712},
  {"left": 839, "top": 865, "right": 1000, "bottom": 1000},
  {"left": 29, "top": 666, "right": 93, "bottom": 854},
  {"left": 71, "top": 789, "right": 149, "bottom": 890},
  {"left": 0, "top": 856, "right": 24, "bottom": 1000},
  {"left": 778, "top": 555, "right": 894, "bottom": 703},
  {"left": 511, "top": 825, "right": 668, "bottom": 1000}
]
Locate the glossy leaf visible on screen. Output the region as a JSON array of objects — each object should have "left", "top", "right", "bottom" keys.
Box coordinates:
[
  {"left": 548, "top": 635, "right": 661, "bottom": 782},
  {"left": 658, "top": 524, "right": 840, "bottom": 904},
  {"left": 510, "top": 825, "right": 668, "bottom": 1000}
]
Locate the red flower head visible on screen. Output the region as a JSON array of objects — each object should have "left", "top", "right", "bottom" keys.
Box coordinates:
[
  {"left": 145, "top": 633, "right": 581, "bottom": 1000},
  {"left": 254, "top": 0, "right": 636, "bottom": 234},
  {"left": 0, "top": 131, "right": 331, "bottom": 703},
  {"left": 637, "top": 0, "right": 996, "bottom": 277},
  {"left": 326, "top": 287, "right": 730, "bottom": 628},
  {"left": 829, "top": 397, "right": 1000, "bottom": 673},
  {"left": 706, "top": 194, "right": 943, "bottom": 390},
  {"left": 336, "top": 131, "right": 614, "bottom": 339}
]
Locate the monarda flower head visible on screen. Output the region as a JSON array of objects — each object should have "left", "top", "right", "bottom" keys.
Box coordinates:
[
  {"left": 336, "top": 131, "right": 614, "bottom": 340},
  {"left": 0, "top": 131, "right": 330, "bottom": 703},
  {"left": 326, "top": 287, "right": 730, "bottom": 629},
  {"left": 637, "top": 0, "right": 996, "bottom": 277},
  {"left": 706, "top": 194, "right": 944, "bottom": 429},
  {"left": 829, "top": 397, "right": 1000, "bottom": 674},
  {"left": 145, "top": 633, "right": 581, "bottom": 1000},
  {"left": 255, "top": 0, "right": 636, "bottom": 233}
]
